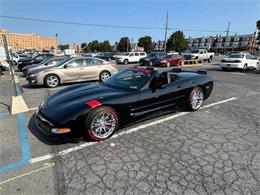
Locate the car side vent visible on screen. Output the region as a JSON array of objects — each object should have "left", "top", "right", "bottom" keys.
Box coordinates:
[
  {"left": 171, "top": 68, "right": 182, "bottom": 72},
  {"left": 197, "top": 70, "right": 207, "bottom": 75}
]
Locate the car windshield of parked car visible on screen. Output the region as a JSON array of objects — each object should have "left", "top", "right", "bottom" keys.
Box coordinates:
[
  {"left": 55, "top": 58, "right": 72, "bottom": 67},
  {"left": 103, "top": 68, "right": 153, "bottom": 90},
  {"left": 228, "top": 54, "right": 244, "bottom": 58},
  {"left": 121, "top": 52, "right": 130, "bottom": 56},
  {"left": 192, "top": 50, "right": 200, "bottom": 53}
]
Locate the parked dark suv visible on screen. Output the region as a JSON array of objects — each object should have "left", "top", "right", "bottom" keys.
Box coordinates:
[{"left": 18, "top": 54, "right": 54, "bottom": 71}]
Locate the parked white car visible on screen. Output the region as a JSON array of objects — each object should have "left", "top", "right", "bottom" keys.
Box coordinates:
[
  {"left": 115, "top": 52, "right": 147, "bottom": 64},
  {"left": 183, "top": 49, "right": 214, "bottom": 63},
  {"left": 220, "top": 53, "right": 260, "bottom": 71}
]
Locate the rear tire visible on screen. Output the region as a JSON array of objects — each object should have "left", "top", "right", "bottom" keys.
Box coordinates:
[
  {"left": 208, "top": 57, "right": 212, "bottom": 63},
  {"left": 187, "top": 87, "right": 204, "bottom": 111},
  {"left": 99, "top": 71, "right": 111, "bottom": 81},
  {"left": 84, "top": 106, "right": 119, "bottom": 141}
]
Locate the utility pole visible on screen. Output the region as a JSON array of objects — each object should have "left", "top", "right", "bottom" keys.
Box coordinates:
[
  {"left": 224, "top": 21, "right": 230, "bottom": 54},
  {"left": 164, "top": 11, "right": 168, "bottom": 53}
]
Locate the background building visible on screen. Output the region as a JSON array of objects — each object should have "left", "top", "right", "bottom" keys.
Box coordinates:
[
  {"left": 186, "top": 34, "right": 257, "bottom": 53},
  {"left": 0, "top": 29, "right": 57, "bottom": 51},
  {"left": 153, "top": 41, "right": 165, "bottom": 52}
]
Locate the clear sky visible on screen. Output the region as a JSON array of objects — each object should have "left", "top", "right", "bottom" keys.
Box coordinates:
[{"left": 0, "top": 0, "right": 259, "bottom": 45}]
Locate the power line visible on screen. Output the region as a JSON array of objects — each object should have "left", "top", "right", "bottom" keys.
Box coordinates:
[
  {"left": 0, "top": 15, "right": 163, "bottom": 30},
  {"left": 0, "top": 15, "right": 228, "bottom": 33}
]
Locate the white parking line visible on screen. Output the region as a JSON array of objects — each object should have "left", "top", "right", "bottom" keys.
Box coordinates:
[
  {"left": 0, "top": 163, "right": 55, "bottom": 186},
  {"left": 30, "top": 97, "right": 237, "bottom": 164}
]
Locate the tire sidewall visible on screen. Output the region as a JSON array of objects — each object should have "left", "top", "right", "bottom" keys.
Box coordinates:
[
  {"left": 123, "top": 59, "right": 128, "bottom": 65},
  {"left": 44, "top": 74, "right": 59, "bottom": 88},
  {"left": 85, "top": 106, "right": 119, "bottom": 141},
  {"left": 188, "top": 87, "right": 204, "bottom": 111},
  {"left": 99, "top": 71, "right": 111, "bottom": 81}
]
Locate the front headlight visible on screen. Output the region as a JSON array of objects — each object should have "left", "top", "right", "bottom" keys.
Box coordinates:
[{"left": 30, "top": 73, "right": 38, "bottom": 77}]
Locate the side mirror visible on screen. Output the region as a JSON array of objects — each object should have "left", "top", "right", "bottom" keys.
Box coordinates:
[{"left": 64, "top": 64, "right": 68, "bottom": 68}]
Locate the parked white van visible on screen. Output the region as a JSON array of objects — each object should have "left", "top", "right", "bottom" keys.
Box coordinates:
[{"left": 115, "top": 52, "right": 147, "bottom": 64}]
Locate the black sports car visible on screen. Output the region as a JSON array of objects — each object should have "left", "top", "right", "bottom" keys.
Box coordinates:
[{"left": 35, "top": 67, "right": 213, "bottom": 141}]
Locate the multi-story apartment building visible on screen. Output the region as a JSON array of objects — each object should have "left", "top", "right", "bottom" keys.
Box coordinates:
[
  {"left": 186, "top": 34, "right": 257, "bottom": 52},
  {"left": 0, "top": 29, "right": 57, "bottom": 51},
  {"left": 153, "top": 41, "right": 165, "bottom": 52}
]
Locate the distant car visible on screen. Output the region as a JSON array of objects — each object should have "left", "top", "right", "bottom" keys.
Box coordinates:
[
  {"left": 115, "top": 52, "right": 147, "bottom": 64},
  {"left": 22, "top": 58, "right": 67, "bottom": 76},
  {"left": 96, "top": 52, "right": 114, "bottom": 61},
  {"left": 139, "top": 52, "right": 167, "bottom": 66},
  {"left": 220, "top": 53, "right": 260, "bottom": 71},
  {"left": 26, "top": 57, "right": 118, "bottom": 88},
  {"left": 18, "top": 54, "right": 54, "bottom": 71},
  {"left": 154, "top": 54, "right": 185, "bottom": 67},
  {"left": 182, "top": 49, "right": 214, "bottom": 62},
  {"left": 35, "top": 67, "right": 213, "bottom": 141}
]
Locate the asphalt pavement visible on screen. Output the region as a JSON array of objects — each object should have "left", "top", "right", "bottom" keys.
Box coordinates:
[{"left": 0, "top": 60, "right": 260, "bottom": 195}]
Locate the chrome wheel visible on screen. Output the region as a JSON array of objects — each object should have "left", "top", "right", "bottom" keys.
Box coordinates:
[
  {"left": 191, "top": 88, "right": 204, "bottom": 110},
  {"left": 90, "top": 112, "right": 117, "bottom": 139},
  {"left": 46, "top": 75, "right": 59, "bottom": 87},
  {"left": 100, "top": 71, "right": 110, "bottom": 81}
]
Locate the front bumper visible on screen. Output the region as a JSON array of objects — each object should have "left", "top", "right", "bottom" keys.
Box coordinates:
[
  {"left": 115, "top": 58, "right": 124, "bottom": 63},
  {"left": 26, "top": 75, "right": 39, "bottom": 85}
]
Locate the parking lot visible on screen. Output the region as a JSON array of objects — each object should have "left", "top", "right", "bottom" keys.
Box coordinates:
[{"left": 0, "top": 60, "right": 260, "bottom": 194}]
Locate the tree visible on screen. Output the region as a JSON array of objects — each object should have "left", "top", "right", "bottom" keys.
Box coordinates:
[
  {"left": 166, "top": 31, "right": 188, "bottom": 52},
  {"left": 137, "top": 36, "right": 153, "bottom": 52},
  {"left": 257, "top": 20, "right": 260, "bottom": 30},
  {"left": 117, "top": 37, "right": 131, "bottom": 52},
  {"left": 58, "top": 44, "right": 69, "bottom": 51},
  {"left": 88, "top": 40, "right": 99, "bottom": 52},
  {"left": 81, "top": 43, "right": 87, "bottom": 51},
  {"left": 99, "top": 40, "right": 112, "bottom": 52}
]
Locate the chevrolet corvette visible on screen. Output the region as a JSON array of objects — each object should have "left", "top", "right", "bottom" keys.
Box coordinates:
[{"left": 35, "top": 67, "right": 213, "bottom": 141}]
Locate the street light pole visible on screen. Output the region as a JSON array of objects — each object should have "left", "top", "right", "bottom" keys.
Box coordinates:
[{"left": 164, "top": 11, "right": 169, "bottom": 53}]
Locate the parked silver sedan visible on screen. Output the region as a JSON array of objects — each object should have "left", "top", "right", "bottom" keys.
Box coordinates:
[{"left": 26, "top": 57, "right": 118, "bottom": 88}]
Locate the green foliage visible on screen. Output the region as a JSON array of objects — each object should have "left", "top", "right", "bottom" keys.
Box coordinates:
[
  {"left": 166, "top": 31, "right": 188, "bottom": 52},
  {"left": 117, "top": 37, "right": 131, "bottom": 52},
  {"left": 137, "top": 36, "right": 153, "bottom": 52},
  {"left": 257, "top": 20, "right": 260, "bottom": 30},
  {"left": 58, "top": 44, "right": 69, "bottom": 51},
  {"left": 81, "top": 43, "right": 87, "bottom": 51},
  {"left": 88, "top": 40, "right": 99, "bottom": 52},
  {"left": 99, "top": 40, "right": 112, "bottom": 52}
]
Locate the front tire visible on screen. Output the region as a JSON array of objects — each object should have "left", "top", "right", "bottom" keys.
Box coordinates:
[
  {"left": 123, "top": 59, "right": 129, "bottom": 65},
  {"left": 242, "top": 64, "right": 248, "bottom": 72},
  {"left": 187, "top": 87, "right": 204, "bottom": 111},
  {"left": 44, "top": 74, "right": 60, "bottom": 88},
  {"left": 84, "top": 106, "right": 119, "bottom": 141},
  {"left": 208, "top": 57, "right": 212, "bottom": 63},
  {"left": 166, "top": 62, "right": 171, "bottom": 67}
]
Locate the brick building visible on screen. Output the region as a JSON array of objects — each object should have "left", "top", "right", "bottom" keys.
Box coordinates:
[{"left": 0, "top": 29, "right": 57, "bottom": 51}]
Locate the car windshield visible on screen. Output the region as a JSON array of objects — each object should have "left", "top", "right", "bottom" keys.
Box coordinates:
[
  {"left": 191, "top": 50, "right": 200, "bottom": 53},
  {"left": 40, "top": 59, "right": 52, "bottom": 65},
  {"left": 55, "top": 58, "right": 71, "bottom": 66},
  {"left": 228, "top": 54, "right": 244, "bottom": 58},
  {"left": 121, "top": 52, "right": 130, "bottom": 56},
  {"left": 103, "top": 68, "right": 153, "bottom": 90}
]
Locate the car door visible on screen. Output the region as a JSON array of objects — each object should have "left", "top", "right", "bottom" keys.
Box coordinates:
[
  {"left": 134, "top": 53, "right": 140, "bottom": 62},
  {"left": 60, "top": 58, "right": 84, "bottom": 82},
  {"left": 81, "top": 58, "right": 102, "bottom": 80},
  {"left": 131, "top": 73, "right": 185, "bottom": 117}
]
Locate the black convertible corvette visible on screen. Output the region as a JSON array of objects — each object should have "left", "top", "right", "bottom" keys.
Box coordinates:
[{"left": 35, "top": 67, "right": 213, "bottom": 141}]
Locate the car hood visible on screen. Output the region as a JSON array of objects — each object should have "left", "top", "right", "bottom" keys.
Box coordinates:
[
  {"left": 46, "top": 83, "right": 129, "bottom": 110},
  {"left": 29, "top": 66, "right": 58, "bottom": 75},
  {"left": 23, "top": 64, "right": 44, "bottom": 70}
]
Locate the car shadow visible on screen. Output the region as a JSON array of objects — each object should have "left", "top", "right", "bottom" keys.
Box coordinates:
[
  {"left": 29, "top": 109, "right": 182, "bottom": 146},
  {"left": 203, "top": 67, "right": 259, "bottom": 74}
]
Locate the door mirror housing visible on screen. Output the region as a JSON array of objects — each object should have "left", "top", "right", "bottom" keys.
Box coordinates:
[{"left": 64, "top": 64, "right": 68, "bottom": 68}]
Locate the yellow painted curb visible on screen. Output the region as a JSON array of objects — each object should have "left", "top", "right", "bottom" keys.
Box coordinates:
[
  {"left": 14, "top": 75, "right": 20, "bottom": 84},
  {"left": 181, "top": 64, "right": 203, "bottom": 68},
  {"left": 11, "top": 95, "right": 29, "bottom": 115}
]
